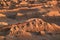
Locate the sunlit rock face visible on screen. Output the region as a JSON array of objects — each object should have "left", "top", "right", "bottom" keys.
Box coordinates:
[
  {"left": 0, "top": 22, "right": 8, "bottom": 26},
  {"left": 0, "top": 0, "right": 60, "bottom": 40},
  {"left": 0, "top": 0, "right": 59, "bottom": 9},
  {"left": 2, "top": 18, "right": 59, "bottom": 40},
  {"left": 45, "top": 10, "right": 60, "bottom": 16},
  {"left": 9, "top": 18, "right": 60, "bottom": 35}
]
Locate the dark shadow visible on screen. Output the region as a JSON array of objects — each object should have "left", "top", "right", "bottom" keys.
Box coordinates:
[
  {"left": 18, "top": 10, "right": 60, "bottom": 26},
  {"left": 41, "top": 16, "right": 60, "bottom": 26},
  {"left": 0, "top": 26, "right": 11, "bottom": 36}
]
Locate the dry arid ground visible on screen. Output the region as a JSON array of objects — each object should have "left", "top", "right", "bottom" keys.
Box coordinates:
[{"left": 0, "top": 0, "right": 60, "bottom": 40}]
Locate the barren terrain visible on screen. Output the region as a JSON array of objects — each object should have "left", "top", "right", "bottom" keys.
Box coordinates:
[{"left": 0, "top": 0, "right": 60, "bottom": 40}]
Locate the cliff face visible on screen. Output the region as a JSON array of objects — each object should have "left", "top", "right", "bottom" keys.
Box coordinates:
[
  {"left": 9, "top": 18, "right": 60, "bottom": 35},
  {"left": 0, "top": 18, "right": 60, "bottom": 40},
  {"left": 0, "top": 0, "right": 59, "bottom": 8},
  {"left": 0, "top": 0, "right": 60, "bottom": 40}
]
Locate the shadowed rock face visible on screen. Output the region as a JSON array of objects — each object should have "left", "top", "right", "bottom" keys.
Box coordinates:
[
  {"left": 0, "top": 0, "right": 60, "bottom": 40},
  {"left": 0, "top": 0, "right": 59, "bottom": 9},
  {"left": 0, "top": 18, "right": 59, "bottom": 40},
  {"left": 0, "top": 18, "right": 60, "bottom": 40},
  {"left": 9, "top": 18, "right": 60, "bottom": 35}
]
